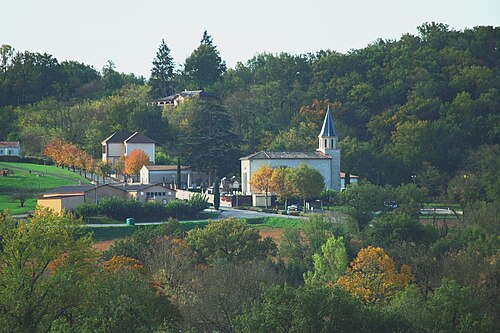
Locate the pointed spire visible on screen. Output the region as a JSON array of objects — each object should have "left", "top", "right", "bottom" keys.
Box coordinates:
[{"left": 318, "top": 105, "right": 337, "bottom": 137}]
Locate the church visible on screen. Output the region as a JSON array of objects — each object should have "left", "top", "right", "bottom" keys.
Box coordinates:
[{"left": 241, "top": 106, "right": 342, "bottom": 195}]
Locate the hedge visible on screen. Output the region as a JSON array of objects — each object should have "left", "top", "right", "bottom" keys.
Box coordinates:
[{"left": 74, "top": 195, "right": 209, "bottom": 222}]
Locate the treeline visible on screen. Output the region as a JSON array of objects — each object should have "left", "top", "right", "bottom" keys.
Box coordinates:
[
  {"left": 1, "top": 23, "right": 499, "bottom": 194},
  {"left": 1, "top": 199, "right": 497, "bottom": 332}
]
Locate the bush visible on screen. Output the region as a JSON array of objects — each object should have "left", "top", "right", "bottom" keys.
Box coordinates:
[
  {"left": 165, "top": 200, "right": 194, "bottom": 219},
  {"left": 75, "top": 197, "right": 207, "bottom": 222},
  {"left": 188, "top": 193, "right": 210, "bottom": 212},
  {"left": 366, "top": 212, "right": 439, "bottom": 248}
]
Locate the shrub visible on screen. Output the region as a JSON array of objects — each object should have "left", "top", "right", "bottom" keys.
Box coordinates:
[
  {"left": 75, "top": 196, "right": 207, "bottom": 222},
  {"left": 188, "top": 193, "right": 210, "bottom": 212},
  {"left": 165, "top": 200, "right": 194, "bottom": 219}
]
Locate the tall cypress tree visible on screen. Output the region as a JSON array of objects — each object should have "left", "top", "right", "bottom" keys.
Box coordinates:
[{"left": 149, "top": 39, "right": 175, "bottom": 98}]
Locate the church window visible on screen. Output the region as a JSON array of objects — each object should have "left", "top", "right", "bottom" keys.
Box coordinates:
[
  {"left": 331, "top": 139, "right": 334, "bottom": 148},
  {"left": 324, "top": 139, "right": 327, "bottom": 148}
]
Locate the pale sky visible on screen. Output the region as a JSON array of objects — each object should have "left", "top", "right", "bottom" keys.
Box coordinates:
[{"left": 1, "top": 0, "right": 498, "bottom": 78}]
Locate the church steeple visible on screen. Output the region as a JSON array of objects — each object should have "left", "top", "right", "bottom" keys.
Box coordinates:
[{"left": 317, "top": 105, "right": 338, "bottom": 151}]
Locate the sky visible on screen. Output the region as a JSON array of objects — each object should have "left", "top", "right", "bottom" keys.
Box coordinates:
[{"left": 1, "top": 0, "right": 499, "bottom": 78}]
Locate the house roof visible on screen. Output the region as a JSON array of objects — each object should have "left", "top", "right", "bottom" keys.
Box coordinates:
[
  {"left": 41, "top": 184, "right": 128, "bottom": 196},
  {"left": 0, "top": 141, "right": 20, "bottom": 148},
  {"left": 155, "top": 90, "right": 218, "bottom": 103},
  {"left": 103, "top": 131, "right": 155, "bottom": 144},
  {"left": 241, "top": 151, "right": 331, "bottom": 160},
  {"left": 112, "top": 183, "right": 171, "bottom": 192},
  {"left": 124, "top": 132, "right": 156, "bottom": 144},
  {"left": 318, "top": 105, "right": 337, "bottom": 137},
  {"left": 340, "top": 172, "right": 359, "bottom": 179},
  {"left": 42, "top": 185, "right": 96, "bottom": 195},
  {"left": 143, "top": 165, "right": 190, "bottom": 171}
]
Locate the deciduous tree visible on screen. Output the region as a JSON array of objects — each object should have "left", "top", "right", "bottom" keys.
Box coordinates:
[
  {"left": 186, "top": 218, "right": 275, "bottom": 263},
  {"left": 289, "top": 164, "right": 324, "bottom": 208},
  {"left": 270, "top": 167, "right": 295, "bottom": 209},
  {"left": 304, "top": 236, "right": 349, "bottom": 286},
  {"left": 124, "top": 148, "right": 150, "bottom": 177},
  {"left": 337, "top": 246, "right": 413, "bottom": 304},
  {"left": 250, "top": 165, "right": 273, "bottom": 209}
]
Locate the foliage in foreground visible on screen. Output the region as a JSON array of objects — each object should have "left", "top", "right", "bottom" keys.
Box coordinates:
[
  {"left": 0, "top": 209, "right": 179, "bottom": 332},
  {"left": 74, "top": 194, "right": 209, "bottom": 222}
]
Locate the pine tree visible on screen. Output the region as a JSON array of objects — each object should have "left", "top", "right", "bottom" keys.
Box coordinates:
[
  {"left": 149, "top": 39, "right": 175, "bottom": 98},
  {"left": 182, "top": 30, "right": 226, "bottom": 89}
]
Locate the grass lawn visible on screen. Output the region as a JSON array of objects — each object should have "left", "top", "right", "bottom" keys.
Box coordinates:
[
  {"left": 85, "top": 216, "right": 303, "bottom": 242},
  {"left": 424, "top": 202, "right": 461, "bottom": 210},
  {"left": 0, "top": 194, "right": 37, "bottom": 214},
  {"left": 0, "top": 162, "right": 91, "bottom": 182},
  {"left": 0, "top": 162, "right": 90, "bottom": 214}
]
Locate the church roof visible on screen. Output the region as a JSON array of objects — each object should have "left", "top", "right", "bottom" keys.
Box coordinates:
[
  {"left": 240, "top": 151, "right": 331, "bottom": 160},
  {"left": 318, "top": 105, "right": 337, "bottom": 137}
]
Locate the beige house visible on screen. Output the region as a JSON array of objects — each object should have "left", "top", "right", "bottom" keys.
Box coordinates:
[
  {"left": 102, "top": 131, "right": 156, "bottom": 169},
  {"left": 111, "top": 183, "right": 176, "bottom": 204},
  {"left": 140, "top": 165, "right": 209, "bottom": 189},
  {"left": 37, "top": 183, "right": 175, "bottom": 213},
  {"left": 241, "top": 106, "right": 342, "bottom": 195}
]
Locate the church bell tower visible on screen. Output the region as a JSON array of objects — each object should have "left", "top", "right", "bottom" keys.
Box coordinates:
[{"left": 317, "top": 105, "right": 341, "bottom": 190}]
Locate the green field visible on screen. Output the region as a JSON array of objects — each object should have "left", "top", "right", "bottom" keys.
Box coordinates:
[
  {"left": 0, "top": 162, "right": 90, "bottom": 214},
  {"left": 85, "top": 216, "right": 302, "bottom": 242}
]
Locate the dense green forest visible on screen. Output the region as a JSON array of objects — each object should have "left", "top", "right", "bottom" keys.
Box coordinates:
[{"left": 0, "top": 23, "right": 498, "bottom": 198}]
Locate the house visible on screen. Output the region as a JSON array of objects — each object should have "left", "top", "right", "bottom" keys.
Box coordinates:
[
  {"left": 37, "top": 183, "right": 175, "bottom": 213},
  {"left": 102, "top": 131, "right": 156, "bottom": 168},
  {"left": 241, "top": 106, "right": 342, "bottom": 195},
  {"left": 140, "top": 164, "right": 209, "bottom": 189},
  {"left": 0, "top": 141, "right": 21, "bottom": 157},
  {"left": 111, "top": 183, "right": 176, "bottom": 204},
  {"left": 154, "top": 90, "right": 217, "bottom": 107},
  {"left": 340, "top": 172, "right": 359, "bottom": 190}
]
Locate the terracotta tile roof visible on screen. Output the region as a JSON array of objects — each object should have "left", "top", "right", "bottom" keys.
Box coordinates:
[
  {"left": 0, "top": 141, "right": 20, "bottom": 148},
  {"left": 241, "top": 151, "right": 331, "bottom": 160}
]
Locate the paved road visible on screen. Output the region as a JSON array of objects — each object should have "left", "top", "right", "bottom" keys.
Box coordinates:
[{"left": 85, "top": 207, "right": 304, "bottom": 227}]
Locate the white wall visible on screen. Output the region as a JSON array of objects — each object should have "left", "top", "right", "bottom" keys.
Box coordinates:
[
  {"left": 242, "top": 158, "right": 333, "bottom": 195},
  {"left": 125, "top": 143, "right": 155, "bottom": 164}
]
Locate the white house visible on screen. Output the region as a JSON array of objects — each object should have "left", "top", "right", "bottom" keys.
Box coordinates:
[
  {"left": 140, "top": 164, "right": 209, "bottom": 189},
  {"left": 102, "top": 131, "right": 155, "bottom": 168},
  {"left": 0, "top": 141, "right": 21, "bottom": 157},
  {"left": 154, "top": 90, "right": 217, "bottom": 107},
  {"left": 241, "top": 106, "right": 343, "bottom": 195}
]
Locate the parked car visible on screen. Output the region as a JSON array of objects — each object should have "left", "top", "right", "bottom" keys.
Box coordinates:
[{"left": 286, "top": 204, "right": 302, "bottom": 215}]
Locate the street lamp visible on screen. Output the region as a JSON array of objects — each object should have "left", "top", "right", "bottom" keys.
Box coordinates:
[{"left": 411, "top": 175, "right": 416, "bottom": 185}]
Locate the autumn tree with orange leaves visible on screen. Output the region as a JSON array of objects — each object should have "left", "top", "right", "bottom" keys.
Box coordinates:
[
  {"left": 250, "top": 165, "right": 273, "bottom": 208},
  {"left": 125, "top": 149, "right": 151, "bottom": 177},
  {"left": 337, "top": 246, "right": 413, "bottom": 304}
]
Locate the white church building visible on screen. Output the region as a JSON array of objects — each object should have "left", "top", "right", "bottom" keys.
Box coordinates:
[{"left": 241, "top": 106, "right": 343, "bottom": 195}]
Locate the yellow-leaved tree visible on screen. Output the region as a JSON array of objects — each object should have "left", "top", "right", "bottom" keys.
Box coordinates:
[
  {"left": 250, "top": 165, "right": 273, "bottom": 208},
  {"left": 337, "top": 246, "right": 413, "bottom": 304}
]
